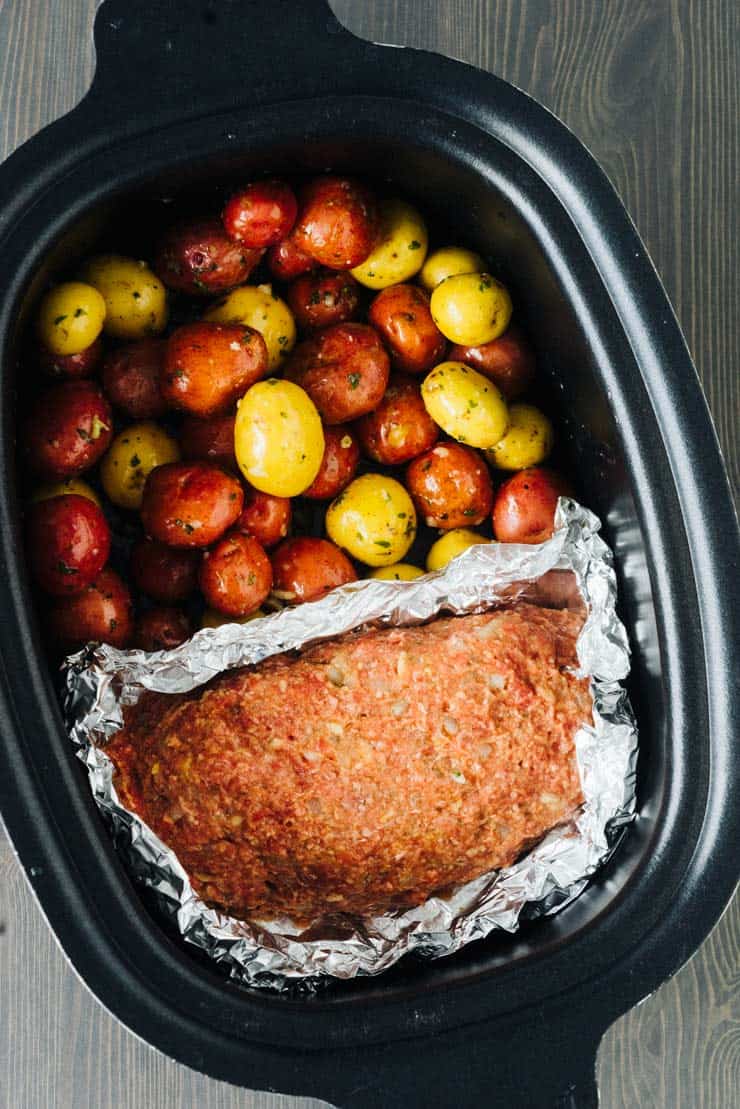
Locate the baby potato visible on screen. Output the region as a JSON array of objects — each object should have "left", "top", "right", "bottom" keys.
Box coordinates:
[
  {"left": 204, "top": 283, "right": 296, "bottom": 371},
  {"left": 134, "top": 607, "right": 191, "bottom": 652},
  {"left": 426, "top": 528, "right": 489, "bottom": 572},
  {"left": 31, "top": 477, "right": 101, "bottom": 507},
  {"left": 430, "top": 272, "right": 512, "bottom": 346},
  {"left": 271, "top": 537, "right": 357, "bottom": 603},
  {"left": 293, "top": 176, "right": 379, "bottom": 270},
  {"left": 199, "top": 532, "right": 273, "bottom": 617},
  {"left": 284, "top": 322, "right": 390, "bottom": 425},
  {"left": 350, "top": 198, "right": 428, "bottom": 289},
  {"left": 369, "top": 563, "right": 424, "bottom": 581},
  {"left": 81, "top": 254, "right": 168, "bottom": 340},
  {"left": 25, "top": 381, "right": 113, "bottom": 479},
  {"left": 492, "top": 467, "right": 571, "bottom": 544},
  {"left": 38, "top": 336, "right": 103, "bottom": 380},
  {"left": 140, "top": 462, "right": 244, "bottom": 548},
  {"left": 162, "top": 321, "right": 268, "bottom": 418},
  {"left": 448, "top": 323, "right": 536, "bottom": 400},
  {"left": 237, "top": 487, "right": 292, "bottom": 548},
  {"left": 234, "top": 378, "right": 324, "bottom": 497},
  {"left": 421, "top": 361, "right": 508, "bottom": 449},
  {"left": 303, "top": 425, "right": 360, "bottom": 500},
  {"left": 419, "top": 246, "right": 486, "bottom": 291},
  {"left": 100, "top": 421, "right": 180, "bottom": 510},
  {"left": 47, "top": 567, "right": 133, "bottom": 652},
  {"left": 486, "top": 403, "right": 553, "bottom": 470},
  {"left": 36, "top": 282, "right": 106, "bottom": 356},
  {"left": 325, "top": 473, "right": 416, "bottom": 567},
  {"left": 406, "top": 441, "right": 493, "bottom": 528},
  {"left": 130, "top": 537, "right": 200, "bottom": 603},
  {"left": 354, "top": 373, "right": 438, "bottom": 465},
  {"left": 155, "top": 218, "right": 262, "bottom": 296}
]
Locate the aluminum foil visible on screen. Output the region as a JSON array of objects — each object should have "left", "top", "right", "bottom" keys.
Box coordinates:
[{"left": 63, "top": 499, "right": 638, "bottom": 990}]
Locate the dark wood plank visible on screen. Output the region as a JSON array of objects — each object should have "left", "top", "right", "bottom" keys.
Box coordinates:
[{"left": 0, "top": 3, "right": 737, "bottom": 1108}]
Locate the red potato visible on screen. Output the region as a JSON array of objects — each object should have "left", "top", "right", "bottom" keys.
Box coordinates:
[
  {"left": 492, "top": 467, "right": 572, "bottom": 544},
  {"left": 26, "top": 494, "right": 110, "bottom": 596},
  {"left": 101, "top": 338, "right": 168, "bottom": 419},
  {"left": 140, "top": 462, "right": 244, "bottom": 548},
  {"left": 134, "top": 606, "right": 191, "bottom": 652},
  {"left": 293, "top": 177, "right": 379, "bottom": 269},
  {"left": 286, "top": 269, "right": 361, "bottom": 333},
  {"left": 284, "top": 322, "right": 390, "bottom": 424},
  {"left": 237, "top": 487, "right": 291, "bottom": 548},
  {"left": 38, "top": 336, "right": 103, "bottom": 380},
  {"left": 406, "top": 441, "right": 493, "bottom": 528},
  {"left": 354, "top": 373, "right": 438, "bottom": 465},
  {"left": 47, "top": 567, "right": 133, "bottom": 653},
  {"left": 222, "top": 179, "right": 297, "bottom": 248},
  {"left": 271, "top": 536, "right": 357, "bottom": 603},
  {"left": 155, "top": 217, "right": 262, "bottom": 296},
  {"left": 449, "top": 324, "right": 536, "bottom": 400},
  {"left": 130, "top": 536, "right": 200, "bottom": 602},
  {"left": 161, "top": 321, "right": 267, "bottom": 417},
  {"left": 266, "top": 232, "right": 317, "bottom": 281},
  {"left": 25, "top": 380, "right": 113, "bottom": 479},
  {"left": 179, "top": 412, "right": 236, "bottom": 469},
  {"left": 199, "top": 531, "right": 273, "bottom": 616},
  {"left": 303, "top": 425, "right": 359, "bottom": 499},
  {"left": 367, "top": 285, "right": 446, "bottom": 375}
]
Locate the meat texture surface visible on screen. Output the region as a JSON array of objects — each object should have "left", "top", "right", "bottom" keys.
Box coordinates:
[{"left": 108, "top": 605, "right": 591, "bottom": 922}]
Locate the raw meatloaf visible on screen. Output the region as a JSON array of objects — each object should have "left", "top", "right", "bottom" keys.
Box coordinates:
[{"left": 108, "top": 604, "right": 590, "bottom": 922}]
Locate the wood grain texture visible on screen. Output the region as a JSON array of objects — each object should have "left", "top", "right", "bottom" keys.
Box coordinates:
[{"left": 0, "top": 2, "right": 737, "bottom": 1108}]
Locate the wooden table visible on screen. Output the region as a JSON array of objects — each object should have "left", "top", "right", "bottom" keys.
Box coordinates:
[{"left": 0, "top": 2, "right": 737, "bottom": 1106}]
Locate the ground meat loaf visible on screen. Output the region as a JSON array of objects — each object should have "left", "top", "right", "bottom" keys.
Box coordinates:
[{"left": 108, "top": 604, "right": 590, "bottom": 923}]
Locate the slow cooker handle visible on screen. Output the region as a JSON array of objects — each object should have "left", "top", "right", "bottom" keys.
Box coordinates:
[{"left": 87, "top": 0, "right": 361, "bottom": 115}]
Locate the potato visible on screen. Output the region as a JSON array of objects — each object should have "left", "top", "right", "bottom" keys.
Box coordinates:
[
  {"left": 448, "top": 323, "right": 536, "bottom": 399},
  {"left": 223, "top": 180, "right": 298, "bottom": 248},
  {"left": 31, "top": 478, "right": 101, "bottom": 507},
  {"left": 486, "top": 404, "right": 553, "bottom": 470},
  {"left": 38, "top": 336, "right": 103, "bottom": 380},
  {"left": 430, "top": 272, "right": 512, "bottom": 346},
  {"left": 426, "top": 528, "right": 489, "bottom": 571},
  {"left": 420, "top": 361, "right": 508, "bottom": 448},
  {"left": 234, "top": 378, "right": 324, "bottom": 497},
  {"left": 130, "top": 537, "right": 199, "bottom": 603},
  {"left": 155, "top": 219, "right": 262, "bottom": 296},
  {"left": 134, "top": 607, "right": 191, "bottom": 652},
  {"left": 47, "top": 567, "right": 133, "bottom": 652},
  {"left": 204, "top": 283, "right": 296, "bottom": 371},
  {"left": 367, "top": 284, "right": 446, "bottom": 375},
  {"left": 283, "top": 322, "right": 390, "bottom": 425},
  {"left": 406, "top": 441, "right": 493, "bottom": 528},
  {"left": 286, "top": 270, "right": 360, "bottom": 333},
  {"left": 492, "top": 467, "right": 571, "bottom": 544},
  {"left": 325, "top": 473, "right": 416, "bottom": 567},
  {"left": 100, "top": 421, "right": 180, "bottom": 510},
  {"left": 354, "top": 373, "right": 438, "bottom": 465},
  {"left": 419, "top": 246, "right": 486, "bottom": 291},
  {"left": 161, "top": 321, "right": 267, "bottom": 417},
  {"left": 25, "top": 381, "right": 113, "bottom": 479},
  {"left": 81, "top": 254, "right": 168, "bottom": 339},
  {"left": 270, "top": 537, "right": 357, "bottom": 603},
  {"left": 140, "top": 462, "right": 244, "bottom": 548},
  {"left": 303, "top": 425, "right": 360, "bottom": 500},
  {"left": 350, "top": 198, "right": 428, "bottom": 289},
  {"left": 369, "top": 563, "right": 424, "bottom": 581},
  {"left": 36, "top": 282, "right": 106, "bottom": 356},
  {"left": 101, "top": 338, "right": 168, "bottom": 419},
  {"left": 199, "top": 532, "right": 273, "bottom": 617},
  {"left": 293, "top": 176, "right": 378, "bottom": 269},
  {"left": 26, "top": 494, "right": 110, "bottom": 597},
  {"left": 237, "top": 487, "right": 292, "bottom": 547}
]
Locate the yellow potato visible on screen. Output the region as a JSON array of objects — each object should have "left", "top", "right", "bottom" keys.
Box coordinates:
[
  {"left": 100, "top": 421, "right": 180, "bottom": 510},
  {"left": 31, "top": 478, "right": 101, "bottom": 508},
  {"left": 421, "top": 361, "right": 508, "bottom": 448},
  {"left": 325, "top": 474, "right": 416, "bottom": 566},
  {"left": 419, "top": 247, "right": 486, "bottom": 291},
  {"left": 430, "top": 272, "right": 513, "bottom": 346},
  {"left": 369, "top": 563, "right": 424, "bottom": 581},
  {"left": 200, "top": 608, "right": 265, "bottom": 630},
  {"left": 36, "top": 281, "right": 106, "bottom": 356},
  {"left": 234, "top": 379, "right": 323, "bottom": 497},
  {"left": 486, "top": 403, "right": 554, "bottom": 470},
  {"left": 426, "top": 528, "right": 489, "bottom": 572},
  {"left": 81, "top": 254, "right": 168, "bottom": 340},
  {"left": 350, "top": 198, "right": 428, "bottom": 289},
  {"left": 204, "top": 283, "right": 296, "bottom": 371}
]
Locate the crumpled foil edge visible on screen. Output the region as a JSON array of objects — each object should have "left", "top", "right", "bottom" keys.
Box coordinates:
[{"left": 63, "top": 499, "right": 638, "bottom": 990}]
